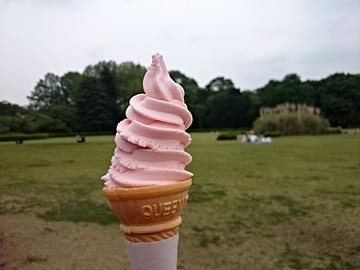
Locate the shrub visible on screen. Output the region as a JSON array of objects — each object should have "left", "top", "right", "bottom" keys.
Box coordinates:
[
  {"left": 217, "top": 132, "right": 238, "bottom": 140},
  {"left": 0, "top": 131, "right": 115, "bottom": 142},
  {"left": 0, "top": 115, "right": 24, "bottom": 133},
  {"left": 263, "top": 131, "right": 282, "bottom": 137},
  {"left": 254, "top": 103, "right": 330, "bottom": 135},
  {"left": 325, "top": 127, "right": 343, "bottom": 134},
  {"left": 48, "top": 131, "right": 114, "bottom": 138},
  {"left": 0, "top": 133, "right": 49, "bottom": 142}
]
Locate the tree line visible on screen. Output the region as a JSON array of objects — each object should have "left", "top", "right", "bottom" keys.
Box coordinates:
[{"left": 1, "top": 60, "right": 359, "bottom": 134}]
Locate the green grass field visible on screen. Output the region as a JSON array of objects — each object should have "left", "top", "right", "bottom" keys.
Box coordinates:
[{"left": 0, "top": 133, "right": 359, "bottom": 269}]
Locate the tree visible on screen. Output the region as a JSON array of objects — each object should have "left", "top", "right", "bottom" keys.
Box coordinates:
[
  {"left": 22, "top": 111, "right": 70, "bottom": 133},
  {"left": 76, "top": 71, "right": 118, "bottom": 132},
  {"left": 27, "top": 72, "right": 84, "bottom": 132},
  {"left": 204, "top": 77, "right": 252, "bottom": 128},
  {"left": 20, "top": 60, "right": 360, "bottom": 133},
  {"left": 46, "top": 71, "right": 84, "bottom": 131},
  {"left": 28, "top": 73, "right": 62, "bottom": 111},
  {"left": 257, "top": 74, "right": 316, "bottom": 107},
  {"left": 206, "top": 77, "right": 237, "bottom": 92},
  {"left": 0, "top": 115, "right": 23, "bottom": 133},
  {"left": 170, "top": 70, "right": 198, "bottom": 104},
  {"left": 0, "top": 100, "right": 71, "bottom": 133},
  {"left": 60, "top": 71, "right": 83, "bottom": 106},
  {"left": 314, "top": 73, "right": 360, "bottom": 127},
  {"left": 169, "top": 70, "right": 203, "bottom": 128},
  {"left": 206, "top": 91, "right": 252, "bottom": 128},
  {"left": 116, "top": 62, "right": 146, "bottom": 117},
  {"left": 83, "top": 61, "right": 117, "bottom": 78},
  {"left": 0, "top": 101, "right": 26, "bottom": 116},
  {"left": 243, "top": 90, "right": 261, "bottom": 127},
  {"left": 99, "top": 66, "right": 120, "bottom": 127}
]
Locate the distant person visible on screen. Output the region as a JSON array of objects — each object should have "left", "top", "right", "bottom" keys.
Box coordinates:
[
  {"left": 260, "top": 135, "right": 272, "bottom": 143},
  {"left": 248, "top": 131, "right": 258, "bottom": 143},
  {"left": 76, "top": 135, "right": 86, "bottom": 143},
  {"left": 242, "top": 131, "right": 272, "bottom": 144},
  {"left": 241, "top": 133, "right": 249, "bottom": 143}
]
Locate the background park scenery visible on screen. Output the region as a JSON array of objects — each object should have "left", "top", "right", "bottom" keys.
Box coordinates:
[
  {"left": 1, "top": 60, "right": 360, "bottom": 270},
  {"left": 1, "top": 62, "right": 360, "bottom": 136}
]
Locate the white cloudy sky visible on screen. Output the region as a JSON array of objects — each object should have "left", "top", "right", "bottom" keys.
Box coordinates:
[{"left": 0, "top": 0, "right": 359, "bottom": 105}]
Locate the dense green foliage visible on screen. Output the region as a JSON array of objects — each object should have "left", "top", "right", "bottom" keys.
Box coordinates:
[
  {"left": 1, "top": 134, "right": 360, "bottom": 269},
  {"left": 257, "top": 73, "right": 360, "bottom": 128},
  {"left": 0, "top": 133, "right": 50, "bottom": 142},
  {"left": 254, "top": 113, "right": 330, "bottom": 135},
  {"left": 204, "top": 77, "right": 254, "bottom": 128},
  {"left": 1, "top": 60, "right": 359, "bottom": 133},
  {"left": 216, "top": 131, "right": 238, "bottom": 140},
  {"left": 254, "top": 103, "right": 330, "bottom": 135},
  {"left": 0, "top": 132, "right": 114, "bottom": 142}
]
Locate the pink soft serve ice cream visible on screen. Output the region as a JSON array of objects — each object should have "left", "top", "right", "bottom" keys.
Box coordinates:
[{"left": 102, "top": 53, "right": 193, "bottom": 188}]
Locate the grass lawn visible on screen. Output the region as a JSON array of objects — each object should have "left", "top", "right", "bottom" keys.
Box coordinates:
[{"left": 0, "top": 133, "right": 359, "bottom": 269}]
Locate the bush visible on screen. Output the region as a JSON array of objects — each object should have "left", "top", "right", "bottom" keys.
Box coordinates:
[
  {"left": 0, "top": 131, "right": 115, "bottom": 142},
  {"left": 48, "top": 131, "right": 114, "bottom": 137},
  {"left": 0, "top": 133, "right": 49, "bottom": 142},
  {"left": 255, "top": 103, "right": 331, "bottom": 136},
  {"left": 325, "top": 127, "right": 343, "bottom": 134},
  {"left": 0, "top": 115, "right": 24, "bottom": 133},
  {"left": 253, "top": 113, "right": 330, "bottom": 135},
  {"left": 217, "top": 132, "right": 238, "bottom": 140},
  {"left": 263, "top": 131, "right": 282, "bottom": 137}
]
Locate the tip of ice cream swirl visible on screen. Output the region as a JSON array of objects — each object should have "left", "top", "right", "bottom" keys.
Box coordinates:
[
  {"left": 143, "top": 53, "right": 185, "bottom": 103},
  {"left": 102, "top": 53, "right": 193, "bottom": 188}
]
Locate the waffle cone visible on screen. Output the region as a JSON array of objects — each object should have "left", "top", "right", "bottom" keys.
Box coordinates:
[{"left": 103, "top": 179, "right": 192, "bottom": 242}]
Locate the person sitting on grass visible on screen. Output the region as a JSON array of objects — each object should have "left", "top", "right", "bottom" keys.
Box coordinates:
[
  {"left": 241, "top": 132, "right": 250, "bottom": 143},
  {"left": 242, "top": 131, "right": 272, "bottom": 144},
  {"left": 76, "top": 135, "right": 86, "bottom": 143},
  {"left": 249, "top": 130, "right": 258, "bottom": 143}
]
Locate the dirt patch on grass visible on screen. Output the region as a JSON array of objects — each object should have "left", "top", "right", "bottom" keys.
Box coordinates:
[
  {"left": 0, "top": 213, "right": 128, "bottom": 270},
  {"left": 277, "top": 215, "right": 360, "bottom": 269}
]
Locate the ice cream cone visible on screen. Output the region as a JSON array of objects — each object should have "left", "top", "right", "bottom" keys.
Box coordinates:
[
  {"left": 104, "top": 179, "right": 192, "bottom": 270},
  {"left": 103, "top": 178, "right": 192, "bottom": 242},
  {"left": 101, "top": 54, "right": 193, "bottom": 269}
]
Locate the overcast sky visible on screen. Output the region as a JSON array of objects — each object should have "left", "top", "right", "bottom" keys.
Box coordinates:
[{"left": 1, "top": 0, "right": 359, "bottom": 105}]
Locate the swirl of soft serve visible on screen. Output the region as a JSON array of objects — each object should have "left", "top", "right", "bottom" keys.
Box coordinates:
[{"left": 102, "top": 53, "right": 193, "bottom": 188}]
